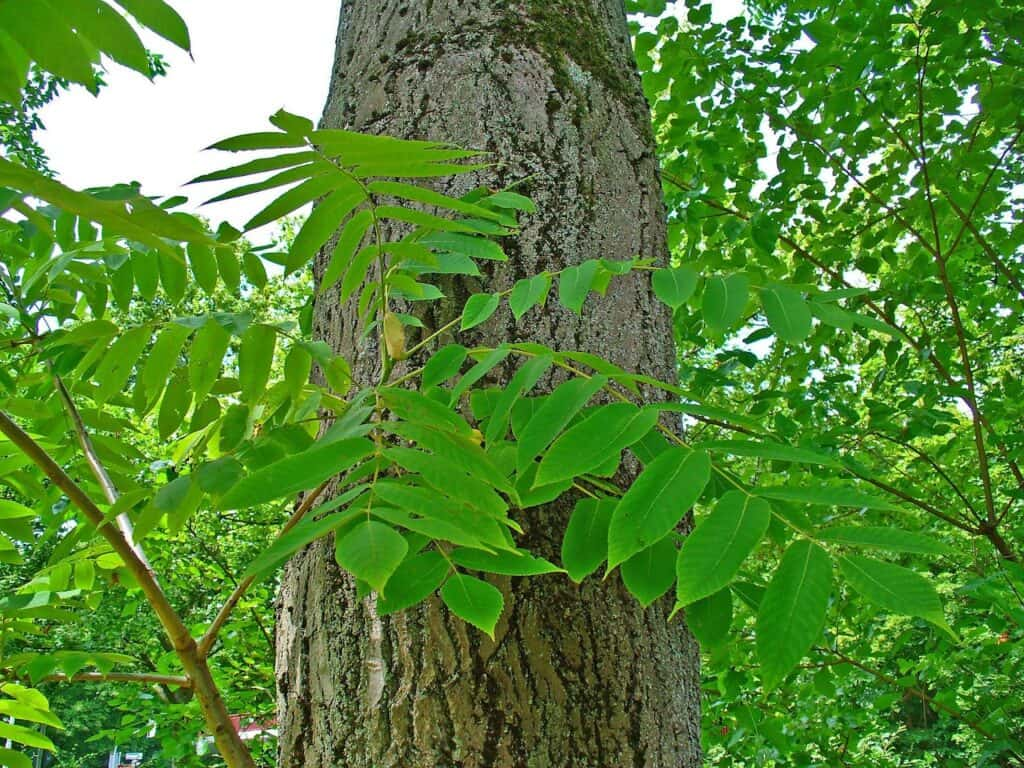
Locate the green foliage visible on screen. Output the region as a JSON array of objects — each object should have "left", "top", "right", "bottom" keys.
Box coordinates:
[{"left": 0, "top": 0, "right": 1022, "bottom": 766}]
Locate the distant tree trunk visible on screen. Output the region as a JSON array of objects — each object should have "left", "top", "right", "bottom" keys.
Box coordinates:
[{"left": 275, "top": 2, "right": 701, "bottom": 766}]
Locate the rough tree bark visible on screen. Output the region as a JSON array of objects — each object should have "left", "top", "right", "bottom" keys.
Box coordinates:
[{"left": 275, "top": 2, "right": 701, "bottom": 766}]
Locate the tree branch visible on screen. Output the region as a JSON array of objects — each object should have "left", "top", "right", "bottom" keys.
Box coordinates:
[
  {"left": 0, "top": 410, "right": 256, "bottom": 768},
  {"left": 196, "top": 479, "right": 331, "bottom": 659},
  {"left": 53, "top": 373, "right": 150, "bottom": 568}
]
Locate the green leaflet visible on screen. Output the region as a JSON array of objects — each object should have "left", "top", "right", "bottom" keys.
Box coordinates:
[
  {"left": 450, "top": 547, "right": 563, "bottom": 576},
  {"left": 534, "top": 402, "right": 658, "bottom": 487},
  {"left": 422, "top": 345, "right": 468, "bottom": 389},
  {"left": 382, "top": 421, "right": 515, "bottom": 497},
  {"left": 335, "top": 520, "right": 408, "bottom": 593},
  {"left": 483, "top": 355, "right": 552, "bottom": 444},
  {"left": 440, "top": 573, "right": 504, "bottom": 639},
  {"left": 379, "top": 386, "right": 472, "bottom": 436},
  {"left": 838, "top": 554, "right": 953, "bottom": 636},
  {"left": 218, "top": 437, "right": 374, "bottom": 509},
  {"left": 702, "top": 273, "right": 749, "bottom": 333},
  {"left": 448, "top": 346, "right": 511, "bottom": 405},
  {"left": 188, "top": 319, "right": 231, "bottom": 403},
  {"left": 675, "top": 492, "right": 771, "bottom": 606},
  {"left": 384, "top": 446, "right": 507, "bottom": 520},
  {"left": 216, "top": 247, "right": 241, "bottom": 290},
  {"left": 368, "top": 181, "right": 504, "bottom": 223},
  {"left": 112, "top": 0, "right": 190, "bottom": 50},
  {"left": 92, "top": 325, "right": 150, "bottom": 405},
  {"left": 698, "top": 439, "right": 841, "bottom": 468},
  {"left": 558, "top": 259, "right": 599, "bottom": 314},
  {"left": 419, "top": 232, "right": 506, "bottom": 263},
  {"left": 756, "top": 540, "right": 832, "bottom": 691},
  {"left": 238, "top": 324, "right": 276, "bottom": 404},
  {"left": 62, "top": 0, "right": 149, "bottom": 75},
  {"left": 461, "top": 293, "right": 500, "bottom": 330},
  {"left": 621, "top": 534, "right": 677, "bottom": 607},
  {"left": 241, "top": 491, "right": 366, "bottom": 581},
  {"left": 761, "top": 285, "right": 812, "bottom": 343},
  {"left": 287, "top": 186, "right": 364, "bottom": 271},
  {"left": 187, "top": 242, "right": 218, "bottom": 294},
  {"left": 0, "top": 1, "right": 95, "bottom": 87},
  {"left": 370, "top": 484, "right": 499, "bottom": 551},
  {"left": 377, "top": 551, "right": 450, "bottom": 615},
  {"left": 245, "top": 172, "right": 347, "bottom": 231},
  {"left": 684, "top": 588, "right": 733, "bottom": 649},
  {"left": 652, "top": 266, "right": 698, "bottom": 309},
  {"left": 157, "top": 250, "right": 187, "bottom": 303},
  {"left": 607, "top": 447, "right": 711, "bottom": 570},
  {"left": 157, "top": 370, "right": 191, "bottom": 439},
  {"left": 510, "top": 274, "right": 551, "bottom": 320},
  {"left": 517, "top": 375, "right": 608, "bottom": 472},
  {"left": 815, "top": 526, "right": 953, "bottom": 556},
  {"left": 561, "top": 498, "right": 616, "bottom": 582},
  {"left": 756, "top": 485, "right": 900, "bottom": 511},
  {"left": 284, "top": 344, "right": 312, "bottom": 400}
]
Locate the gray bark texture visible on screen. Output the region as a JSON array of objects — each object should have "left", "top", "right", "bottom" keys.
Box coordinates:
[{"left": 275, "top": 1, "right": 702, "bottom": 766}]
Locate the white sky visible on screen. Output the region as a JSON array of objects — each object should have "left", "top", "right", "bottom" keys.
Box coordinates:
[{"left": 38, "top": 0, "right": 743, "bottom": 239}]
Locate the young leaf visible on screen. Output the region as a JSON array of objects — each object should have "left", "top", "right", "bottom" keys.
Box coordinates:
[
  {"left": 112, "top": 0, "right": 191, "bottom": 50},
  {"left": 509, "top": 274, "right": 551, "bottom": 321},
  {"left": 92, "top": 325, "right": 149, "bottom": 405},
  {"left": 461, "top": 293, "right": 500, "bottom": 331},
  {"left": 561, "top": 497, "right": 616, "bottom": 582},
  {"left": 684, "top": 588, "right": 733, "bottom": 649},
  {"left": 483, "top": 355, "right": 552, "bottom": 444},
  {"left": 756, "top": 485, "right": 900, "bottom": 511},
  {"left": 607, "top": 447, "right": 711, "bottom": 570},
  {"left": 517, "top": 375, "right": 608, "bottom": 472},
  {"left": 219, "top": 437, "right": 374, "bottom": 509},
  {"left": 675, "top": 492, "right": 771, "bottom": 606},
  {"left": 838, "top": 554, "right": 952, "bottom": 634},
  {"left": 188, "top": 319, "right": 231, "bottom": 402},
  {"left": 238, "top": 324, "right": 276, "bottom": 404},
  {"left": 335, "top": 520, "right": 408, "bottom": 593},
  {"left": 450, "top": 548, "right": 563, "bottom": 576},
  {"left": 378, "top": 550, "right": 450, "bottom": 615},
  {"left": 422, "top": 345, "right": 468, "bottom": 389},
  {"left": 761, "top": 285, "right": 812, "bottom": 343},
  {"left": 702, "top": 273, "right": 748, "bottom": 333},
  {"left": 816, "top": 526, "right": 953, "bottom": 556},
  {"left": 652, "top": 266, "right": 698, "bottom": 308},
  {"left": 535, "top": 403, "right": 658, "bottom": 487},
  {"left": 558, "top": 259, "right": 599, "bottom": 314},
  {"left": 621, "top": 534, "right": 676, "bottom": 607},
  {"left": 440, "top": 573, "right": 503, "bottom": 639},
  {"left": 756, "top": 540, "right": 832, "bottom": 690}
]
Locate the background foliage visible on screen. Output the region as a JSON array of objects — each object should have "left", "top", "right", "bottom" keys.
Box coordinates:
[{"left": 0, "top": 0, "right": 1021, "bottom": 766}]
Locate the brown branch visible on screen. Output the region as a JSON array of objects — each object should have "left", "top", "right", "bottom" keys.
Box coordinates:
[
  {"left": 942, "top": 189, "right": 1024, "bottom": 300},
  {"left": 868, "top": 430, "right": 982, "bottom": 522},
  {"left": 53, "top": 374, "right": 150, "bottom": 568},
  {"left": 39, "top": 671, "right": 192, "bottom": 688},
  {"left": 0, "top": 410, "right": 256, "bottom": 768},
  {"left": 196, "top": 479, "right": 331, "bottom": 659}
]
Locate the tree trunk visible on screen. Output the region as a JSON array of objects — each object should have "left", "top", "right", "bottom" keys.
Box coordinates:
[{"left": 275, "top": 2, "right": 701, "bottom": 766}]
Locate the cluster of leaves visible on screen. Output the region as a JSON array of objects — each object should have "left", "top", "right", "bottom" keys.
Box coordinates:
[{"left": 631, "top": 0, "right": 1023, "bottom": 763}]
